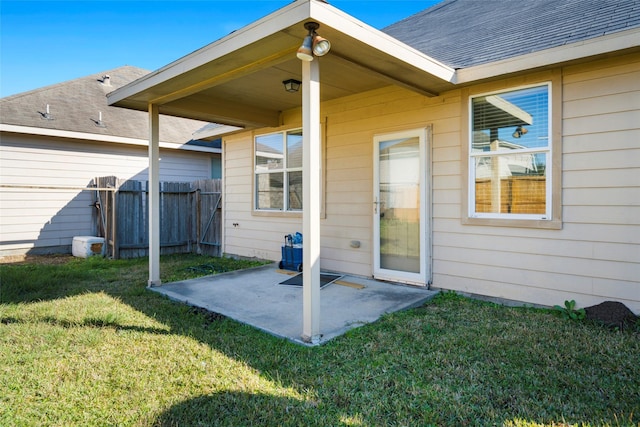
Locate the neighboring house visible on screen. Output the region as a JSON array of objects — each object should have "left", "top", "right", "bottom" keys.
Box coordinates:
[
  {"left": 0, "top": 66, "right": 221, "bottom": 256},
  {"left": 107, "top": 0, "right": 639, "bottom": 339}
]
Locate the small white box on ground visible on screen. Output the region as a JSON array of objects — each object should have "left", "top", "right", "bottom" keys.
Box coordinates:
[{"left": 72, "top": 236, "right": 105, "bottom": 258}]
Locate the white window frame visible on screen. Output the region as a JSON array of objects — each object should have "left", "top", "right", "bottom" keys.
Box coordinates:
[
  {"left": 254, "top": 128, "right": 303, "bottom": 212},
  {"left": 468, "top": 82, "right": 556, "bottom": 223}
]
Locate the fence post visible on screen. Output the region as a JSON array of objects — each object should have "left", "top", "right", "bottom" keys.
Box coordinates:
[
  {"left": 196, "top": 187, "right": 202, "bottom": 255},
  {"left": 112, "top": 181, "right": 119, "bottom": 259}
]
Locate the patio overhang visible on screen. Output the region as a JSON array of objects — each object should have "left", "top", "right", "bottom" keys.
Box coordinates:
[
  {"left": 106, "top": 0, "right": 456, "bottom": 345},
  {"left": 107, "top": 0, "right": 456, "bottom": 130}
]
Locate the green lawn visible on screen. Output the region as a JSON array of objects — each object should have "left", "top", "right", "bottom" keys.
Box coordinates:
[{"left": 1, "top": 254, "right": 638, "bottom": 426}]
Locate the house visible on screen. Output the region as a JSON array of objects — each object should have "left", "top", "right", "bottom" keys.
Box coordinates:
[
  {"left": 0, "top": 66, "right": 220, "bottom": 256},
  {"left": 107, "top": 0, "right": 640, "bottom": 342}
]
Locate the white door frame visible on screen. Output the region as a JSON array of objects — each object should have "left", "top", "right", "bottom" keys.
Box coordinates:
[{"left": 373, "top": 127, "right": 430, "bottom": 286}]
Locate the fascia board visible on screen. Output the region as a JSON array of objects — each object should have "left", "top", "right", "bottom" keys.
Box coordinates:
[
  {"left": 457, "top": 27, "right": 640, "bottom": 84},
  {"left": 308, "top": 1, "right": 456, "bottom": 83},
  {"left": 0, "top": 124, "right": 222, "bottom": 154},
  {"left": 193, "top": 124, "right": 245, "bottom": 139}
]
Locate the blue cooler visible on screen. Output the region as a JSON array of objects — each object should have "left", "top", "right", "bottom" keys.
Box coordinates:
[{"left": 279, "top": 233, "right": 303, "bottom": 272}]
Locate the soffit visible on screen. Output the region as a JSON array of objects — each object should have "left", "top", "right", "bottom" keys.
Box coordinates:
[{"left": 107, "top": 0, "right": 456, "bottom": 129}]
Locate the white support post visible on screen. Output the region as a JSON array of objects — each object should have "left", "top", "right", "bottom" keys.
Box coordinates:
[
  {"left": 301, "top": 59, "right": 321, "bottom": 344},
  {"left": 148, "top": 103, "right": 161, "bottom": 286}
]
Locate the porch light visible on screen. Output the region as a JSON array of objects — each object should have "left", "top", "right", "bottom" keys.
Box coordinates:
[
  {"left": 282, "top": 79, "right": 301, "bottom": 93},
  {"left": 312, "top": 34, "right": 331, "bottom": 57},
  {"left": 297, "top": 33, "right": 314, "bottom": 61},
  {"left": 512, "top": 125, "right": 528, "bottom": 138},
  {"left": 296, "top": 22, "right": 331, "bottom": 61}
]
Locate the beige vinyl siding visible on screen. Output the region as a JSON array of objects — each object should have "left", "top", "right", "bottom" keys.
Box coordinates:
[
  {"left": 322, "top": 90, "right": 461, "bottom": 276},
  {"left": 223, "top": 132, "right": 303, "bottom": 261},
  {"left": 222, "top": 52, "right": 638, "bottom": 312},
  {"left": 0, "top": 134, "right": 213, "bottom": 255},
  {"left": 434, "top": 53, "right": 640, "bottom": 312},
  {"left": 223, "top": 86, "right": 460, "bottom": 276}
]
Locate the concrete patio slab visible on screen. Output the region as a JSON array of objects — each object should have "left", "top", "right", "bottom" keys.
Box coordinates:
[{"left": 150, "top": 263, "right": 438, "bottom": 346}]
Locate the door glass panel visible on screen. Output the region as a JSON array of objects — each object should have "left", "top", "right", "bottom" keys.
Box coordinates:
[{"left": 378, "top": 137, "right": 420, "bottom": 273}]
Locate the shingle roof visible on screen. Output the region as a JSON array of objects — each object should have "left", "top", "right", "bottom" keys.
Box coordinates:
[
  {"left": 384, "top": 0, "right": 640, "bottom": 69},
  {"left": 0, "top": 66, "right": 208, "bottom": 144}
]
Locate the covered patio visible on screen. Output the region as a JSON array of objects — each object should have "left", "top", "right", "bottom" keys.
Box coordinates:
[
  {"left": 107, "top": 0, "right": 454, "bottom": 344},
  {"left": 151, "top": 264, "right": 437, "bottom": 346}
]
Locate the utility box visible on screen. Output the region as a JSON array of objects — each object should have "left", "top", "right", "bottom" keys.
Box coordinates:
[{"left": 72, "top": 236, "right": 105, "bottom": 258}]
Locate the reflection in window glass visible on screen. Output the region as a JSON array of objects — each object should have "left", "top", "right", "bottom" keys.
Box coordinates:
[
  {"left": 255, "top": 133, "right": 284, "bottom": 171},
  {"left": 474, "top": 154, "right": 546, "bottom": 214},
  {"left": 256, "top": 173, "right": 283, "bottom": 210},
  {"left": 288, "top": 171, "right": 303, "bottom": 211},
  {"left": 472, "top": 85, "right": 548, "bottom": 152},
  {"left": 470, "top": 84, "right": 551, "bottom": 218},
  {"left": 254, "top": 129, "right": 303, "bottom": 211},
  {"left": 287, "top": 130, "right": 303, "bottom": 169}
]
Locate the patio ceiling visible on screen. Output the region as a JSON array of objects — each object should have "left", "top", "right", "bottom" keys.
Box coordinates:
[{"left": 107, "top": 0, "right": 457, "bottom": 131}]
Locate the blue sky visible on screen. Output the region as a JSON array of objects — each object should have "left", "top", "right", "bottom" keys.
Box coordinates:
[{"left": 1, "top": 1, "right": 439, "bottom": 98}]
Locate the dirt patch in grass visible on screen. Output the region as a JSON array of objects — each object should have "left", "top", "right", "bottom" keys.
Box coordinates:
[
  {"left": 189, "top": 306, "right": 227, "bottom": 325},
  {"left": 585, "top": 301, "right": 639, "bottom": 331},
  {"left": 0, "top": 254, "right": 75, "bottom": 265}
]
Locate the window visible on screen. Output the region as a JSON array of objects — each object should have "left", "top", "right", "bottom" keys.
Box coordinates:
[
  {"left": 255, "top": 129, "right": 302, "bottom": 211},
  {"left": 469, "top": 84, "right": 552, "bottom": 220}
]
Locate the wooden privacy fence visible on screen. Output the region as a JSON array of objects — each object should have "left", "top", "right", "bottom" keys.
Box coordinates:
[{"left": 94, "top": 177, "right": 222, "bottom": 259}]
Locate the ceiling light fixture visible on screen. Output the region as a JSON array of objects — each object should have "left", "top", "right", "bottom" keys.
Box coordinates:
[
  {"left": 282, "top": 79, "right": 302, "bottom": 93},
  {"left": 296, "top": 22, "right": 331, "bottom": 61}
]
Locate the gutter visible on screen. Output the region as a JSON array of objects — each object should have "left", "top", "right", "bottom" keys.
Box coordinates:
[
  {"left": 0, "top": 124, "right": 222, "bottom": 154},
  {"left": 456, "top": 27, "right": 640, "bottom": 84}
]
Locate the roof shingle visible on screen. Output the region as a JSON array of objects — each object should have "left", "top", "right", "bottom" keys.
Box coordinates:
[
  {"left": 383, "top": 0, "right": 640, "bottom": 69},
  {"left": 0, "top": 66, "right": 207, "bottom": 144}
]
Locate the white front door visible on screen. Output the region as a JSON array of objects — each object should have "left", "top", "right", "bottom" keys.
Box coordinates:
[{"left": 373, "top": 129, "right": 429, "bottom": 285}]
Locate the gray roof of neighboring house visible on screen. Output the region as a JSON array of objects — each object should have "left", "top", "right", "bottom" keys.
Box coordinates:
[
  {"left": 384, "top": 0, "right": 640, "bottom": 69},
  {"left": 0, "top": 65, "right": 208, "bottom": 145}
]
